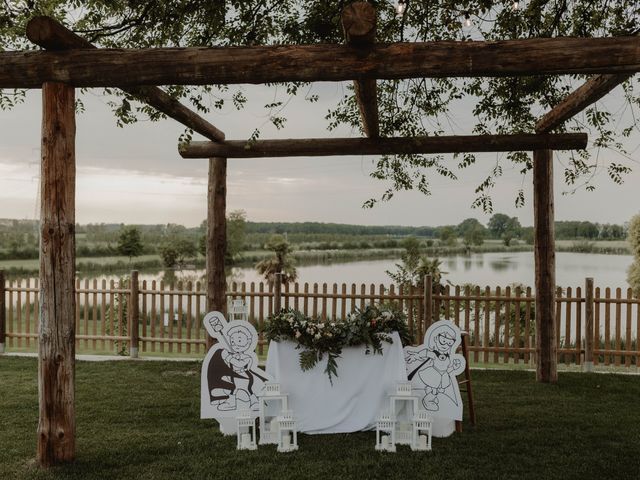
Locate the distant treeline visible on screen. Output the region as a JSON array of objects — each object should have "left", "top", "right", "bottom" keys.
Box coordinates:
[
  {"left": 0, "top": 217, "right": 629, "bottom": 262},
  {"left": 246, "top": 222, "right": 438, "bottom": 237},
  {"left": 245, "top": 220, "right": 627, "bottom": 241}
]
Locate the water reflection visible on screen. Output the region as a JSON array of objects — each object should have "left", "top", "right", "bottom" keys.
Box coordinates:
[{"left": 489, "top": 259, "right": 511, "bottom": 272}]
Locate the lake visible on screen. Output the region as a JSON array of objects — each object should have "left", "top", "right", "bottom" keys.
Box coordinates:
[
  {"left": 228, "top": 251, "right": 634, "bottom": 289},
  {"left": 75, "top": 251, "right": 634, "bottom": 290}
]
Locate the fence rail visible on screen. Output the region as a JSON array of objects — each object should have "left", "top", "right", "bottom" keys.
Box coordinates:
[{"left": 1, "top": 272, "right": 638, "bottom": 368}]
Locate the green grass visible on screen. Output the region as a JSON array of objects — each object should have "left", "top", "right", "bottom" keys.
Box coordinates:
[
  {"left": 1, "top": 357, "right": 639, "bottom": 480},
  {"left": 0, "top": 255, "right": 165, "bottom": 275}
]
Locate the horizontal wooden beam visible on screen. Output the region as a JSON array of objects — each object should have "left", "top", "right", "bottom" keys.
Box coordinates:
[
  {"left": 2, "top": 37, "right": 640, "bottom": 89},
  {"left": 25, "top": 16, "right": 225, "bottom": 142},
  {"left": 536, "top": 73, "right": 634, "bottom": 133},
  {"left": 342, "top": 2, "right": 379, "bottom": 138},
  {"left": 179, "top": 133, "right": 588, "bottom": 159},
  {"left": 536, "top": 31, "right": 640, "bottom": 133}
]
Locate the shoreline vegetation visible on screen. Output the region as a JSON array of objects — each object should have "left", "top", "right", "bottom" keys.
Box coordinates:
[
  {"left": 0, "top": 217, "right": 632, "bottom": 277},
  {"left": 0, "top": 239, "right": 631, "bottom": 276}
]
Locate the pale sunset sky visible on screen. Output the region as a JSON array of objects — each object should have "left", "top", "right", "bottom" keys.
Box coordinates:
[{"left": 0, "top": 82, "right": 638, "bottom": 228}]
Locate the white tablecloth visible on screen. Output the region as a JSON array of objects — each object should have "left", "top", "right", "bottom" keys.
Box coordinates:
[{"left": 265, "top": 332, "right": 407, "bottom": 434}]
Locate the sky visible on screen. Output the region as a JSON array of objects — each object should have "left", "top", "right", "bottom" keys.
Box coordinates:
[{"left": 0, "top": 82, "right": 638, "bottom": 228}]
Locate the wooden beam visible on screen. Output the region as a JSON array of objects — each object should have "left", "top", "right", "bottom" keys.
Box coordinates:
[
  {"left": 26, "top": 16, "right": 225, "bottom": 142},
  {"left": 536, "top": 72, "right": 634, "bottom": 133},
  {"left": 342, "top": 2, "right": 379, "bottom": 137},
  {"left": 533, "top": 148, "right": 558, "bottom": 383},
  {"left": 3, "top": 36, "right": 640, "bottom": 88},
  {"left": 38, "top": 82, "right": 76, "bottom": 466},
  {"left": 206, "top": 157, "right": 227, "bottom": 350},
  {"left": 179, "top": 133, "right": 588, "bottom": 159}
]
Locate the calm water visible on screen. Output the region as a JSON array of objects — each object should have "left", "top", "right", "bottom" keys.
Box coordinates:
[
  {"left": 229, "top": 252, "right": 634, "bottom": 289},
  {"left": 80, "top": 251, "right": 634, "bottom": 290}
]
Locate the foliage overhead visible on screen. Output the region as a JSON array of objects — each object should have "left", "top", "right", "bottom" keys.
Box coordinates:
[{"left": 1, "top": 1, "right": 639, "bottom": 209}]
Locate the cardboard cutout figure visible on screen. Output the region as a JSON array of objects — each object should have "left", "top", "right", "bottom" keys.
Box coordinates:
[
  {"left": 200, "top": 311, "right": 271, "bottom": 434},
  {"left": 404, "top": 320, "right": 466, "bottom": 421}
]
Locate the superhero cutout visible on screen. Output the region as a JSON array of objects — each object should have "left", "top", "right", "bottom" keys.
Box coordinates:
[
  {"left": 200, "top": 311, "right": 272, "bottom": 434},
  {"left": 404, "top": 320, "right": 466, "bottom": 421}
]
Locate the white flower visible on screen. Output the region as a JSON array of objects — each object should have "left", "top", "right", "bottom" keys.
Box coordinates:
[
  {"left": 330, "top": 322, "right": 336, "bottom": 327},
  {"left": 314, "top": 333, "right": 321, "bottom": 340},
  {"left": 318, "top": 323, "right": 324, "bottom": 329},
  {"left": 382, "top": 311, "right": 392, "bottom": 320},
  {"left": 295, "top": 331, "right": 302, "bottom": 338},
  {"left": 326, "top": 332, "right": 333, "bottom": 338}
]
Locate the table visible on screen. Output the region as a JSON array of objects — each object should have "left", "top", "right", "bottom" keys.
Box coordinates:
[{"left": 265, "top": 332, "right": 407, "bottom": 434}]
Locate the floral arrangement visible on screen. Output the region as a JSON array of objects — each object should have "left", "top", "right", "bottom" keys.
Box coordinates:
[{"left": 263, "top": 305, "right": 412, "bottom": 384}]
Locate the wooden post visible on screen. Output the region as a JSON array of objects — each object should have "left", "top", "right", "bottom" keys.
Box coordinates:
[
  {"left": 129, "top": 270, "right": 139, "bottom": 358},
  {"left": 274, "top": 273, "right": 283, "bottom": 314},
  {"left": 206, "top": 157, "right": 227, "bottom": 350},
  {"left": 584, "top": 277, "right": 595, "bottom": 372},
  {"left": 424, "top": 275, "right": 433, "bottom": 334},
  {"left": 533, "top": 149, "right": 558, "bottom": 383},
  {"left": 0, "top": 270, "right": 5, "bottom": 354},
  {"left": 341, "top": 2, "right": 379, "bottom": 138},
  {"left": 38, "top": 82, "right": 76, "bottom": 466}
]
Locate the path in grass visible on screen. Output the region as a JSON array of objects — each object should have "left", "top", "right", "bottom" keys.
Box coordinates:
[{"left": 1, "top": 356, "right": 639, "bottom": 480}]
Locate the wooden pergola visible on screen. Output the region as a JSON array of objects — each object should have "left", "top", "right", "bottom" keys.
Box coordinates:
[{"left": 2, "top": 2, "right": 638, "bottom": 467}]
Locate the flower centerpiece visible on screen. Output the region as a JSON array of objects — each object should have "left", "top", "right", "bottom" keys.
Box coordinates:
[{"left": 263, "top": 305, "right": 411, "bottom": 384}]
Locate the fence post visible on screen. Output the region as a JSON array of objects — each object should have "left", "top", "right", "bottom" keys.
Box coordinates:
[
  {"left": 424, "top": 275, "right": 433, "bottom": 333},
  {"left": 274, "top": 272, "right": 282, "bottom": 314},
  {"left": 583, "top": 277, "right": 594, "bottom": 372},
  {"left": 0, "top": 270, "right": 5, "bottom": 354},
  {"left": 129, "top": 270, "right": 139, "bottom": 358}
]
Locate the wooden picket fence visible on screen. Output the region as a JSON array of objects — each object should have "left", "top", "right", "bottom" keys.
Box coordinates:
[{"left": 1, "top": 272, "right": 638, "bottom": 368}]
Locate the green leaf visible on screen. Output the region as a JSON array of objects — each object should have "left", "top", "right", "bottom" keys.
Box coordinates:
[{"left": 299, "top": 349, "right": 319, "bottom": 372}]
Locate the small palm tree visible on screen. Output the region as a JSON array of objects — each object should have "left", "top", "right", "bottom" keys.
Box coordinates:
[{"left": 255, "top": 235, "right": 297, "bottom": 286}]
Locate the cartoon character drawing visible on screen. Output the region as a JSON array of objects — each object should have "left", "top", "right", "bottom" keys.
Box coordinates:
[
  {"left": 200, "top": 311, "right": 272, "bottom": 434},
  {"left": 404, "top": 320, "right": 466, "bottom": 420}
]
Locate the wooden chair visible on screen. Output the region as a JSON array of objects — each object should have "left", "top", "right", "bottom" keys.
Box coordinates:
[{"left": 455, "top": 331, "right": 476, "bottom": 432}]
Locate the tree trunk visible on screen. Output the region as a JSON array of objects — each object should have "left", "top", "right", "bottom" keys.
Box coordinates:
[
  {"left": 533, "top": 149, "right": 558, "bottom": 383},
  {"left": 38, "top": 82, "right": 76, "bottom": 466},
  {"left": 206, "top": 157, "right": 227, "bottom": 349}
]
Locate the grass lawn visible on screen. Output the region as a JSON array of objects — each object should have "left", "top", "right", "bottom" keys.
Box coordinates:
[
  {"left": 0, "top": 255, "right": 163, "bottom": 273},
  {"left": 1, "top": 357, "right": 639, "bottom": 480}
]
